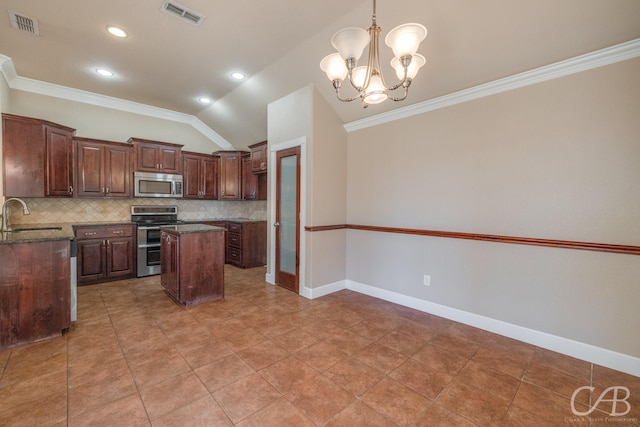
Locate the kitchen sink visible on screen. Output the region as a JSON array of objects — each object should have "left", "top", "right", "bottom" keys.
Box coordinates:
[{"left": 10, "top": 226, "right": 63, "bottom": 232}]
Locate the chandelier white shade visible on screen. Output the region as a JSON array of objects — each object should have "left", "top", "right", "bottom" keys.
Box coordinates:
[{"left": 320, "top": 0, "right": 427, "bottom": 107}]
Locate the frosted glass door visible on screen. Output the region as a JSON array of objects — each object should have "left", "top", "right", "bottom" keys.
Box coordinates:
[
  {"left": 275, "top": 146, "right": 300, "bottom": 292},
  {"left": 279, "top": 155, "right": 297, "bottom": 274}
]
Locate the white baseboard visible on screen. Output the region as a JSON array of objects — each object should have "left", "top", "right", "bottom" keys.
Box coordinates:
[
  {"left": 265, "top": 272, "right": 275, "bottom": 285},
  {"left": 301, "top": 280, "right": 347, "bottom": 300},
  {"left": 340, "top": 280, "right": 640, "bottom": 378}
]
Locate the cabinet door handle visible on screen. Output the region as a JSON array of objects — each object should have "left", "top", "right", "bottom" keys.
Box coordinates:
[
  {"left": 84, "top": 232, "right": 97, "bottom": 237},
  {"left": 112, "top": 230, "right": 124, "bottom": 234},
  {"left": 106, "top": 187, "right": 110, "bottom": 194},
  {"left": 274, "top": 222, "right": 280, "bottom": 227},
  {"left": 69, "top": 185, "right": 73, "bottom": 194}
]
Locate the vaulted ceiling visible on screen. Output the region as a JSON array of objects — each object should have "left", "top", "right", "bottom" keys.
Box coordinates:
[{"left": 1, "top": 0, "right": 639, "bottom": 149}]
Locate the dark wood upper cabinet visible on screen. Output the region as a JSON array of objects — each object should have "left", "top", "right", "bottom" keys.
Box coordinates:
[
  {"left": 129, "top": 137, "right": 183, "bottom": 174},
  {"left": 242, "top": 153, "right": 266, "bottom": 201},
  {"left": 2, "top": 113, "right": 75, "bottom": 197},
  {"left": 242, "top": 154, "right": 258, "bottom": 200},
  {"left": 182, "top": 151, "right": 218, "bottom": 199},
  {"left": 75, "top": 137, "right": 132, "bottom": 198},
  {"left": 45, "top": 124, "right": 75, "bottom": 197},
  {"left": 214, "top": 150, "right": 246, "bottom": 200},
  {"left": 248, "top": 141, "right": 268, "bottom": 174}
]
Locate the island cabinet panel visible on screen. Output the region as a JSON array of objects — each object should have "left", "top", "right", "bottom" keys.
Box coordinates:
[
  {"left": 160, "top": 226, "right": 225, "bottom": 305},
  {"left": 75, "top": 137, "right": 132, "bottom": 198},
  {"left": 75, "top": 224, "right": 136, "bottom": 285},
  {"left": 2, "top": 113, "right": 75, "bottom": 198},
  {"left": 160, "top": 231, "right": 179, "bottom": 298},
  {"left": 0, "top": 240, "right": 70, "bottom": 349},
  {"left": 129, "top": 138, "right": 183, "bottom": 174}
]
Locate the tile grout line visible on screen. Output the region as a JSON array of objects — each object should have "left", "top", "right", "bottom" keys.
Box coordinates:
[
  {"left": 101, "top": 283, "right": 154, "bottom": 426},
  {"left": 66, "top": 332, "right": 70, "bottom": 427}
]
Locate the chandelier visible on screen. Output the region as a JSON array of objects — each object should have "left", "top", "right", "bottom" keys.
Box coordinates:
[{"left": 320, "top": 0, "right": 427, "bottom": 107}]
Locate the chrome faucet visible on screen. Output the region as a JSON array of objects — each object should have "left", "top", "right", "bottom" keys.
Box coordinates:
[{"left": 1, "top": 198, "right": 31, "bottom": 232}]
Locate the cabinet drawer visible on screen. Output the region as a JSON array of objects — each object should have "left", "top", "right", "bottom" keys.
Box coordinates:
[
  {"left": 227, "top": 222, "right": 242, "bottom": 233},
  {"left": 227, "top": 247, "right": 242, "bottom": 264},
  {"left": 75, "top": 225, "right": 134, "bottom": 239},
  {"left": 228, "top": 232, "right": 242, "bottom": 249}
]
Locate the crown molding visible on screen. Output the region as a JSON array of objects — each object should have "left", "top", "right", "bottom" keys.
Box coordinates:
[
  {"left": 0, "top": 54, "right": 17, "bottom": 83},
  {"left": 345, "top": 38, "right": 640, "bottom": 132},
  {"left": 0, "top": 55, "right": 233, "bottom": 150}
]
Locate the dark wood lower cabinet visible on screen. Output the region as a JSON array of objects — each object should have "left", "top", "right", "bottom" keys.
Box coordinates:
[
  {"left": 202, "top": 220, "right": 267, "bottom": 268},
  {"left": 0, "top": 240, "right": 70, "bottom": 349},
  {"left": 75, "top": 224, "right": 136, "bottom": 285},
  {"left": 227, "top": 221, "right": 267, "bottom": 268},
  {"left": 160, "top": 226, "right": 225, "bottom": 305}
]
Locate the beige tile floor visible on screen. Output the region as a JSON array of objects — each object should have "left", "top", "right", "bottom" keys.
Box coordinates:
[{"left": 0, "top": 265, "right": 638, "bottom": 426}]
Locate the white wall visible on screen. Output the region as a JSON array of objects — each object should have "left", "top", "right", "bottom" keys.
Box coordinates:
[
  {"left": 266, "top": 85, "right": 348, "bottom": 292},
  {"left": 308, "top": 87, "right": 347, "bottom": 290},
  {"left": 346, "top": 58, "right": 640, "bottom": 366},
  {"left": 266, "top": 85, "right": 314, "bottom": 286}
]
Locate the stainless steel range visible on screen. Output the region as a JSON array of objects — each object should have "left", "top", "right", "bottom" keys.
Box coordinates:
[{"left": 131, "top": 205, "right": 183, "bottom": 277}]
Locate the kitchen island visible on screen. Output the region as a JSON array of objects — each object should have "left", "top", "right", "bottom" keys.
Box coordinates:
[{"left": 160, "top": 224, "right": 226, "bottom": 305}]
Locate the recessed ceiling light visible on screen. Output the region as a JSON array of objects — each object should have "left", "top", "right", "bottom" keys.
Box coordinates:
[
  {"left": 96, "top": 68, "right": 115, "bottom": 77},
  {"left": 231, "top": 72, "right": 246, "bottom": 80},
  {"left": 198, "top": 97, "right": 212, "bottom": 104},
  {"left": 106, "top": 26, "right": 127, "bottom": 38}
]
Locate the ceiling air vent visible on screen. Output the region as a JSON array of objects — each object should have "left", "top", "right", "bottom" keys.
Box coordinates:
[
  {"left": 8, "top": 10, "right": 40, "bottom": 35},
  {"left": 161, "top": 1, "right": 205, "bottom": 26}
]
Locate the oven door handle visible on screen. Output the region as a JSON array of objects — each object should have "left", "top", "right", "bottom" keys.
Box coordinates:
[
  {"left": 137, "top": 226, "right": 161, "bottom": 230},
  {"left": 138, "top": 243, "right": 161, "bottom": 248}
]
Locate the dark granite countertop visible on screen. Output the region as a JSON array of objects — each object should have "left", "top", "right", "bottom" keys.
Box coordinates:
[
  {"left": 0, "top": 223, "right": 75, "bottom": 244},
  {"left": 181, "top": 218, "right": 266, "bottom": 224},
  {"left": 0, "top": 218, "right": 263, "bottom": 244},
  {"left": 161, "top": 224, "right": 226, "bottom": 234},
  {"left": 72, "top": 221, "right": 134, "bottom": 228},
  {"left": 0, "top": 221, "right": 135, "bottom": 244}
]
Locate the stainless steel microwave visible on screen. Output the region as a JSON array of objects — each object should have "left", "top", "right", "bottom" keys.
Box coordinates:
[{"left": 134, "top": 171, "right": 183, "bottom": 198}]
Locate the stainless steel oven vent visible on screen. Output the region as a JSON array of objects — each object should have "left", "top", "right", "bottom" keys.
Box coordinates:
[
  {"left": 8, "top": 11, "right": 40, "bottom": 35},
  {"left": 160, "top": 1, "right": 205, "bottom": 26}
]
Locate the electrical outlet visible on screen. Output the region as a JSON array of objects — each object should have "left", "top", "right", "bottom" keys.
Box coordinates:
[{"left": 423, "top": 274, "right": 431, "bottom": 286}]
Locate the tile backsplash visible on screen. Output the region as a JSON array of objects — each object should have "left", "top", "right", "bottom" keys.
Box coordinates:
[{"left": 5, "top": 198, "right": 267, "bottom": 225}]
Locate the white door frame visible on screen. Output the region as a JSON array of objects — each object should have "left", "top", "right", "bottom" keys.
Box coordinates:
[{"left": 266, "top": 137, "right": 307, "bottom": 296}]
